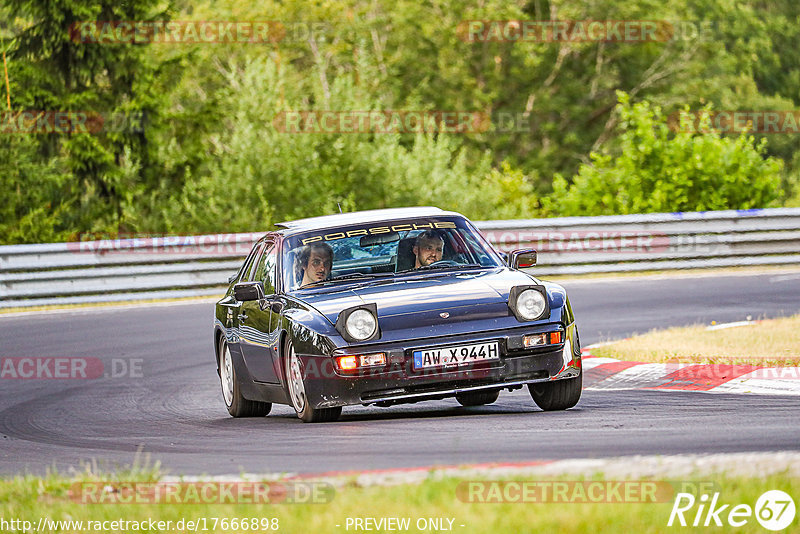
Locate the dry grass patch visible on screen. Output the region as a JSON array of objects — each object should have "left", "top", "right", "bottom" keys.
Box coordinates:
[{"left": 591, "top": 315, "right": 800, "bottom": 367}]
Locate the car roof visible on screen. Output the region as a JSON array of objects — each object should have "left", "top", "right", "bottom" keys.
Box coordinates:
[{"left": 275, "top": 207, "right": 464, "bottom": 233}]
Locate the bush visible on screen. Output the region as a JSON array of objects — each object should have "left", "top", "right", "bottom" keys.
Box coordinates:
[{"left": 545, "top": 92, "right": 783, "bottom": 216}]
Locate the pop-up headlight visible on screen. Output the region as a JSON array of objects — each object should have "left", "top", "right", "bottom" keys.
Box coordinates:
[
  {"left": 335, "top": 303, "right": 380, "bottom": 342},
  {"left": 508, "top": 285, "right": 549, "bottom": 322}
]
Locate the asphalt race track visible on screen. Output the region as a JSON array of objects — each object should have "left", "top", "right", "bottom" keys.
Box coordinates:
[{"left": 1, "top": 271, "right": 799, "bottom": 476}]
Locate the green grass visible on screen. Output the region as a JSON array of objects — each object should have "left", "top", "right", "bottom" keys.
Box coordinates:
[{"left": 1, "top": 469, "right": 797, "bottom": 533}]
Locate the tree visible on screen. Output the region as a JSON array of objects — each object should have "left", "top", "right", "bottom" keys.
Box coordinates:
[{"left": 3, "top": 0, "right": 174, "bottom": 239}]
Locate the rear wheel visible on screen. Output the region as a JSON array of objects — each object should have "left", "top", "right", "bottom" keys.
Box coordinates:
[
  {"left": 218, "top": 337, "right": 271, "bottom": 417},
  {"left": 456, "top": 390, "right": 500, "bottom": 407},
  {"left": 284, "top": 340, "right": 342, "bottom": 423},
  {"left": 528, "top": 374, "right": 582, "bottom": 411}
]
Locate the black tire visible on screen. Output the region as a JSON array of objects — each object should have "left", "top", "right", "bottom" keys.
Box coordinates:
[
  {"left": 218, "top": 337, "right": 272, "bottom": 417},
  {"left": 528, "top": 374, "right": 582, "bottom": 411},
  {"left": 456, "top": 390, "right": 500, "bottom": 407},
  {"left": 284, "top": 340, "right": 342, "bottom": 423}
]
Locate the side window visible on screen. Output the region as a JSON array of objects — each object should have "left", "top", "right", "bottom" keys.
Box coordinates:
[
  {"left": 456, "top": 228, "right": 494, "bottom": 265},
  {"left": 253, "top": 244, "right": 278, "bottom": 294},
  {"left": 239, "top": 242, "right": 264, "bottom": 283},
  {"left": 244, "top": 243, "right": 266, "bottom": 282}
]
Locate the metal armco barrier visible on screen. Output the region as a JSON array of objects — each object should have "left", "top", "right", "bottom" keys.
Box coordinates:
[{"left": 1, "top": 208, "right": 799, "bottom": 308}]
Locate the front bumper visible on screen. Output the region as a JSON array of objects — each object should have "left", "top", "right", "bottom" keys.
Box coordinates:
[{"left": 297, "top": 324, "right": 582, "bottom": 408}]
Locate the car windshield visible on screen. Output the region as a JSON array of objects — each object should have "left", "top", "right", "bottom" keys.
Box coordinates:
[{"left": 282, "top": 216, "right": 503, "bottom": 291}]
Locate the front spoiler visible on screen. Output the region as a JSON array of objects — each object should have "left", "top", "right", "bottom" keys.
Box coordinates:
[{"left": 360, "top": 374, "right": 563, "bottom": 406}]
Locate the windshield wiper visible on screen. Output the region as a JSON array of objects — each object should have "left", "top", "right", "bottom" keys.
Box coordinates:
[
  {"left": 306, "top": 272, "right": 392, "bottom": 286},
  {"left": 397, "top": 263, "right": 485, "bottom": 273}
]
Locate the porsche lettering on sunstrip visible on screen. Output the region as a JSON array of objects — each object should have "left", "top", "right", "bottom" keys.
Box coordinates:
[{"left": 300, "top": 221, "right": 457, "bottom": 245}]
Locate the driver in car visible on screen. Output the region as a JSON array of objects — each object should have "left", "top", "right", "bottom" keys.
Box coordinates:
[
  {"left": 412, "top": 230, "right": 444, "bottom": 268},
  {"left": 297, "top": 243, "right": 333, "bottom": 287}
]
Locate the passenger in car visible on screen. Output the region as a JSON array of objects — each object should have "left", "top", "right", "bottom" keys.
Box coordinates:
[
  {"left": 413, "top": 230, "right": 444, "bottom": 268},
  {"left": 297, "top": 243, "right": 333, "bottom": 286}
]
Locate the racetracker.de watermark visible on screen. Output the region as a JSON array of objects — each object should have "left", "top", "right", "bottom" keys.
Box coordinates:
[
  {"left": 70, "top": 481, "right": 334, "bottom": 504},
  {"left": 272, "top": 111, "right": 491, "bottom": 134},
  {"left": 669, "top": 110, "right": 800, "bottom": 134},
  {"left": 67, "top": 232, "right": 262, "bottom": 256},
  {"left": 457, "top": 20, "right": 715, "bottom": 43},
  {"left": 69, "top": 21, "right": 330, "bottom": 44},
  {"left": 0, "top": 358, "right": 143, "bottom": 379},
  {"left": 457, "top": 480, "right": 716, "bottom": 503},
  {"left": 660, "top": 360, "right": 800, "bottom": 380},
  {"left": 484, "top": 229, "right": 668, "bottom": 253},
  {"left": 481, "top": 229, "right": 733, "bottom": 254},
  {"left": 271, "top": 348, "right": 580, "bottom": 384},
  {"left": 1, "top": 111, "right": 146, "bottom": 134}
]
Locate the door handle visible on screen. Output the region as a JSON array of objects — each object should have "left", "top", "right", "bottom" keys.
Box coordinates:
[{"left": 238, "top": 312, "right": 249, "bottom": 321}]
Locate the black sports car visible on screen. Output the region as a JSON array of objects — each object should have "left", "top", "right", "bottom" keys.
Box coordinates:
[{"left": 213, "top": 207, "right": 582, "bottom": 422}]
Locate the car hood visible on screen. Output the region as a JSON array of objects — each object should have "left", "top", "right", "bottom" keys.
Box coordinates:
[{"left": 296, "top": 268, "right": 545, "bottom": 328}]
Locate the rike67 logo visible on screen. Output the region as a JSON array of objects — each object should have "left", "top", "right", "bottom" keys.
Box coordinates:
[{"left": 668, "top": 490, "right": 795, "bottom": 530}]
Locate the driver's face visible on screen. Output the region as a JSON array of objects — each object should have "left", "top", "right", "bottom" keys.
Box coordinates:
[
  {"left": 413, "top": 239, "right": 444, "bottom": 267},
  {"left": 303, "top": 250, "right": 332, "bottom": 285}
]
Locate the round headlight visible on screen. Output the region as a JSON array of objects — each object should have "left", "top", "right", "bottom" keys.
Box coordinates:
[
  {"left": 345, "top": 309, "right": 378, "bottom": 340},
  {"left": 517, "top": 289, "right": 546, "bottom": 320}
]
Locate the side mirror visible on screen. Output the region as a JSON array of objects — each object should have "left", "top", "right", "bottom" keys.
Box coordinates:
[
  {"left": 508, "top": 249, "right": 537, "bottom": 269},
  {"left": 233, "top": 281, "right": 265, "bottom": 302}
]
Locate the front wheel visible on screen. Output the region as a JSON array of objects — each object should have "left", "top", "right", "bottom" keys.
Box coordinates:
[
  {"left": 218, "top": 337, "right": 271, "bottom": 417},
  {"left": 284, "top": 340, "right": 341, "bottom": 423},
  {"left": 528, "top": 374, "right": 582, "bottom": 411}
]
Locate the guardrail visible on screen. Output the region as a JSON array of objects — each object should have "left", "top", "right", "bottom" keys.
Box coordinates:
[{"left": 2, "top": 208, "right": 799, "bottom": 308}]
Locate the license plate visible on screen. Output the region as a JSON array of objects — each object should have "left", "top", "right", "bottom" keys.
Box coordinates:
[{"left": 412, "top": 341, "right": 500, "bottom": 370}]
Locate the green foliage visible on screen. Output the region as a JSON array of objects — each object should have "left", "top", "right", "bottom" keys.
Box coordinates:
[
  {"left": 150, "top": 56, "right": 537, "bottom": 233},
  {"left": 0, "top": 136, "right": 72, "bottom": 242},
  {"left": 545, "top": 93, "right": 783, "bottom": 215},
  {"left": 2, "top": 0, "right": 800, "bottom": 244},
  {"left": 1, "top": 0, "right": 177, "bottom": 241}
]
